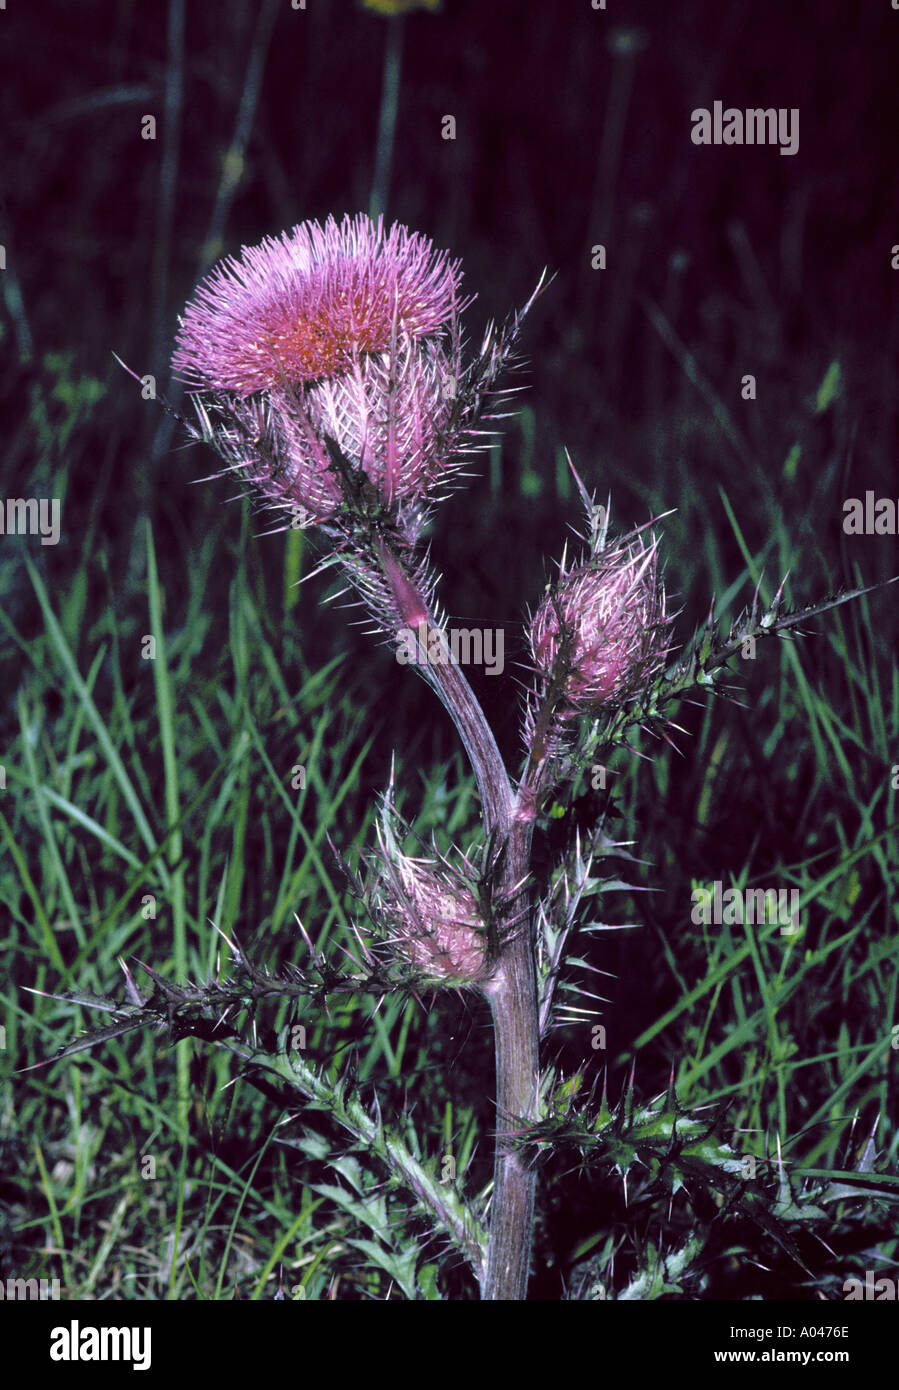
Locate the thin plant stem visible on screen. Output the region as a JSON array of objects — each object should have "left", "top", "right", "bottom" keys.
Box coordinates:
[{"left": 369, "top": 17, "right": 404, "bottom": 220}]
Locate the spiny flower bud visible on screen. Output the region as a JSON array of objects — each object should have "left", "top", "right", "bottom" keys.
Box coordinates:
[
  {"left": 530, "top": 530, "right": 670, "bottom": 715},
  {"left": 172, "top": 213, "right": 470, "bottom": 523},
  {"left": 368, "top": 825, "right": 489, "bottom": 989}
]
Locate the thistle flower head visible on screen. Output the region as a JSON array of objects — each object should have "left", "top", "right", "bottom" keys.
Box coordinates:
[
  {"left": 365, "top": 816, "right": 490, "bottom": 989},
  {"left": 530, "top": 527, "right": 670, "bottom": 716},
  {"left": 171, "top": 213, "right": 478, "bottom": 526},
  {"left": 171, "top": 214, "right": 544, "bottom": 542},
  {"left": 172, "top": 214, "right": 463, "bottom": 395}
]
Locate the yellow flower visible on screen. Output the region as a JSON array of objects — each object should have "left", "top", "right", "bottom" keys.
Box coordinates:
[{"left": 361, "top": 0, "right": 442, "bottom": 16}]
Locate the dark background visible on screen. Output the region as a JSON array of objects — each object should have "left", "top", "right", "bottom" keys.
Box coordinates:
[{"left": 3, "top": 0, "right": 897, "bottom": 589}]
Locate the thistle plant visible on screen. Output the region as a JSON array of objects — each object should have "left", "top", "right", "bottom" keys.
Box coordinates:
[{"left": 37, "top": 213, "right": 895, "bottom": 1300}]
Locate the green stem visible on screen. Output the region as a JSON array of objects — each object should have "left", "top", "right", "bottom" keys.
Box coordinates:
[{"left": 369, "top": 17, "right": 404, "bottom": 220}]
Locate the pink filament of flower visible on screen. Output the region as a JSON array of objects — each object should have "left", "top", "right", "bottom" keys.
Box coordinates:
[{"left": 172, "top": 214, "right": 463, "bottom": 397}]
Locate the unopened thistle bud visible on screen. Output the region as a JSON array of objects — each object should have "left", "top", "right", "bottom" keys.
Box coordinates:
[
  {"left": 172, "top": 213, "right": 471, "bottom": 524},
  {"left": 530, "top": 530, "right": 670, "bottom": 716},
  {"left": 368, "top": 826, "right": 489, "bottom": 989}
]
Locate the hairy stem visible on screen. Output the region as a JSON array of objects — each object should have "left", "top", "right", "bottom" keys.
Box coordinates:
[
  {"left": 481, "top": 813, "right": 539, "bottom": 1300},
  {"left": 379, "top": 540, "right": 539, "bottom": 1298},
  {"left": 420, "top": 653, "right": 513, "bottom": 834},
  {"left": 376, "top": 539, "right": 514, "bottom": 832}
]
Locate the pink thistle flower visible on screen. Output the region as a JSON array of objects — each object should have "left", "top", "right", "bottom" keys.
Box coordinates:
[
  {"left": 530, "top": 530, "right": 671, "bottom": 715},
  {"left": 173, "top": 214, "right": 463, "bottom": 395},
  {"left": 172, "top": 214, "right": 473, "bottom": 523},
  {"left": 171, "top": 216, "right": 544, "bottom": 537}
]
